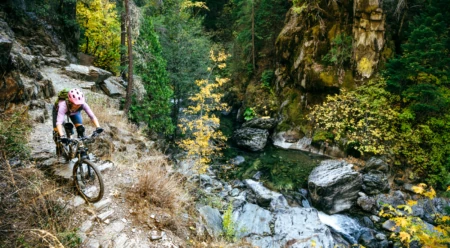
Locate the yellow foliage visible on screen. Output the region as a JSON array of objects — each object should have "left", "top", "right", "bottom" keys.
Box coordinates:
[
  {"left": 181, "top": 1, "right": 209, "bottom": 10},
  {"left": 399, "top": 232, "right": 411, "bottom": 243},
  {"left": 178, "top": 50, "right": 230, "bottom": 173},
  {"left": 379, "top": 182, "right": 450, "bottom": 247},
  {"left": 411, "top": 183, "right": 436, "bottom": 199},
  {"left": 77, "top": 0, "right": 120, "bottom": 73},
  {"left": 357, "top": 57, "right": 373, "bottom": 78}
]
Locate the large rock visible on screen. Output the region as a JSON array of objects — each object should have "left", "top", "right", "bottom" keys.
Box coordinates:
[
  {"left": 362, "top": 170, "right": 389, "bottom": 195},
  {"left": 233, "top": 203, "right": 272, "bottom": 239},
  {"left": 242, "top": 117, "right": 277, "bottom": 130},
  {"left": 198, "top": 206, "right": 223, "bottom": 237},
  {"left": 244, "top": 179, "right": 289, "bottom": 210},
  {"left": 0, "top": 72, "right": 23, "bottom": 111},
  {"left": 233, "top": 204, "right": 335, "bottom": 248},
  {"left": 308, "top": 160, "right": 362, "bottom": 214},
  {"left": 233, "top": 128, "right": 269, "bottom": 151},
  {"left": 364, "top": 157, "right": 389, "bottom": 173},
  {"left": 353, "top": 0, "right": 386, "bottom": 78},
  {"left": 256, "top": 208, "right": 335, "bottom": 248},
  {"left": 99, "top": 77, "right": 125, "bottom": 97},
  {"left": 62, "top": 64, "right": 112, "bottom": 83}
]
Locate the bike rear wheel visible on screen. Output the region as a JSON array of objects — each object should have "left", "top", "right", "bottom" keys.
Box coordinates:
[{"left": 73, "top": 159, "right": 104, "bottom": 203}]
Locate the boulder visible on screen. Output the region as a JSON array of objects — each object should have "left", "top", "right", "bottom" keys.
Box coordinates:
[
  {"left": 233, "top": 203, "right": 272, "bottom": 239},
  {"left": 62, "top": 64, "right": 112, "bottom": 83},
  {"left": 244, "top": 179, "right": 289, "bottom": 210},
  {"left": 233, "top": 128, "right": 269, "bottom": 151},
  {"left": 362, "top": 170, "right": 389, "bottom": 195},
  {"left": 0, "top": 72, "right": 23, "bottom": 111},
  {"left": 229, "top": 156, "right": 245, "bottom": 166},
  {"left": 375, "top": 190, "right": 406, "bottom": 209},
  {"left": 357, "top": 194, "right": 376, "bottom": 213},
  {"left": 308, "top": 160, "right": 362, "bottom": 214},
  {"left": 358, "top": 229, "right": 388, "bottom": 248},
  {"left": 99, "top": 77, "right": 125, "bottom": 97},
  {"left": 198, "top": 206, "right": 223, "bottom": 238},
  {"left": 242, "top": 117, "right": 277, "bottom": 130},
  {"left": 259, "top": 208, "right": 335, "bottom": 248},
  {"left": 364, "top": 157, "right": 389, "bottom": 173}
]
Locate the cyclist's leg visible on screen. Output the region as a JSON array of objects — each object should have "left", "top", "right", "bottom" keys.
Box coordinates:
[
  {"left": 52, "top": 106, "right": 60, "bottom": 154},
  {"left": 70, "top": 112, "right": 85, "bottom": 137}
]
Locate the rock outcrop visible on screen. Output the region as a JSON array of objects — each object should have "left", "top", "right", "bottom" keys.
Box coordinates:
[
  {"left": 308, "top": 160, "right": 362, "bottom": 214},
  {"left": 233, "top": 127, "right": 269, "bottom": 151},
  {"left": 62, "top": 64, "right": 112, "bottom": 83},
  {"left": 242, "top": 117, "right": 277, "bottom": 130}
]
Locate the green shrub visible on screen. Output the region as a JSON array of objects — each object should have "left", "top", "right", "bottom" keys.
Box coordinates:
[
  {"left": 261, "top": 70, "right": 274, "bottom": 89},
  {"left": 222, "top": 202, "right": 235, "bottom": 242},
  {"left": 243, "top": 107, "right": 256, "bottom": 121},
  {"left": 322, "top": 34, "right": 352, "bottom": 70}
]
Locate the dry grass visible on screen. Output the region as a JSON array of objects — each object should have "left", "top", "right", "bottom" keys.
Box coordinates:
[
  {"left": 84, "top": 92, "right": 139, "bottom": 133},
  {"left": 131, "top": 157, "right": 190, "bottom": 212},
  {"left": 0, "top": 157, "right": 80, "bottom": 248}
]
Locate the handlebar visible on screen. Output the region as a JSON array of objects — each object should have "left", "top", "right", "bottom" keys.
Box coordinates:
[{"left": 67, "top": 131, "right": 101, "bottom": 144}]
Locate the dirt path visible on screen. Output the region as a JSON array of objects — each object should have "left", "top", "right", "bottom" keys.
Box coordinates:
[{"left": 29, "top": 66, "right": 179, "bottom": 248}]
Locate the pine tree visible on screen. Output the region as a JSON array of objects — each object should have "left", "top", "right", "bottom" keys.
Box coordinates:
[{"left": 131, "top": 16, "right": 174, "bottom": 134}]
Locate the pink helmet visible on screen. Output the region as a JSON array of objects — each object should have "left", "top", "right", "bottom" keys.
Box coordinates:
[{"left": 68, "top": 88, "right": 85, "bottom": 105}]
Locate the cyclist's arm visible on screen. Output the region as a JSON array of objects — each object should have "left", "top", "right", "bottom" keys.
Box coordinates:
[
  {"left": 56, "top": 101, "right": 68, "bottom": 136},
  {"left": 83, "top": 103, "right": 100, "bottom": 128}
]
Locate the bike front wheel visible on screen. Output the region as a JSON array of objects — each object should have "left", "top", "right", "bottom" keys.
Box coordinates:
[{"left": 73, "top": 159, "right": 104, "bottom": 203}]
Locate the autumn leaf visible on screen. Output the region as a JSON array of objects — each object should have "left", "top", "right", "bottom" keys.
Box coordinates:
[{"left": 399, "top": 232, "right": 411, "bottom": 243}]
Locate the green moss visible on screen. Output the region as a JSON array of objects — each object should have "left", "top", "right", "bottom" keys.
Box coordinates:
[
  {"left": 276, "top": 122, "right": 292, "bottom": 132},
  {"left": 365, "top": 5, "right": 378, "bottom": 13},
  {"left": 327, "top": 24, "right": 339, "bottom": 41},
  {"left": 342, "top": 70, "right": 355, "bottom": 90},
  {"left": 312, "top": 130, "right": 334, "bottom": 143},
  {"left": 319, "top": 71, "right": 337, "bottom": 86},
  {"left": 311, "top": 25, "right": 321, "bottom": 38},
  {"left": 381, "top": 46, "right": 393, "bottom": 60}
]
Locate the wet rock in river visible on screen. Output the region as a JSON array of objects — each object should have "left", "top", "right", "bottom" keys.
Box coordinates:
[{"left": 308, "top": 160, "right": 362, "bottom": 214}]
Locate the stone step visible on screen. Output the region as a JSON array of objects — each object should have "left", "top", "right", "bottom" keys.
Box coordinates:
[
  {"left": 97, "top": 161, "right": 114, "bottom": 172},
  {"left": 79, "top": 220, "right": 93, "bottom": 233},
  {"left": 96, "top": 210, "right": 114, "bottom": 222},
  {"left": 94, "top": 198, "right": 112, "bottom": 211},
  {"left": 113, "top": 233, "right": 128, "bottom": 248}
]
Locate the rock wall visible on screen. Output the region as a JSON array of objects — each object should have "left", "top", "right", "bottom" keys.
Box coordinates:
[
  {"left": 0, "top": 5, "right": 74, "bottom": 111},
  {"left": 269, "top": 0, "right": 392, "bottom": 154}
]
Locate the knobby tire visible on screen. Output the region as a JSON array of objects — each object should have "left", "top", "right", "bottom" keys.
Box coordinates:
[{"left": 73, "top": 159, "right": 104, "bottom": 203}]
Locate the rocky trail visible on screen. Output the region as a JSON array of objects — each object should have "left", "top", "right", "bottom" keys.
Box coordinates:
[{"left": 28, "top": 66, "right": 180, "bottom": 248}]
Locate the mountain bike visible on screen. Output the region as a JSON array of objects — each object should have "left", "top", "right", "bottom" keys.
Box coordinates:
[{"left": 55, "top": 123, "right": 104, "bottom": 203}]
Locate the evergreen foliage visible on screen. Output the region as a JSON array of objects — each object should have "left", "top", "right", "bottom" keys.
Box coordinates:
[
  {"left": 385, "top": 0, "right": 450, "bottom": 122},
  {"left": 229, "top": 0, "right": 289, "bottom": 74},
  {"left": 131, "top": 16, "right": 174, "bottom": 135},
  {"left": 76, "top": 0, "right": 121, "bottom": 73},
  {"left": 149, "top": 0, "right": 212, "bottom": 137}
]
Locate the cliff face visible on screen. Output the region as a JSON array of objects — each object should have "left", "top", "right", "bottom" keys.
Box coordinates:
[
  {"left": 0, "top": 3, "right": 74, "bottom": 112},
  {"left": 273, "top": 0, "right": 392, "bottom": 132}
]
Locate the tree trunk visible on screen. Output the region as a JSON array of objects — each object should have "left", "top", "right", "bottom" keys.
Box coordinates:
[
  {"left": 120, "top": 10, "right": 127, "bottom": 80},
  {"left": 251, "top": 0, "right": 255, "bottom": 70},
  {"left": 123, "top": 0, "right": 133, "bottom": 115}
]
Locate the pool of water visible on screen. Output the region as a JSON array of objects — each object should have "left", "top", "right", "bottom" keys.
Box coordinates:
[{"left": 220, "top": 144, "right": 326, "bottom": 190}]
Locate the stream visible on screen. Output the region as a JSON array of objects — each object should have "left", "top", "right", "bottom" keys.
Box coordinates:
[{"left": 215, "top": 115, "right": 368, "bottom": 246}]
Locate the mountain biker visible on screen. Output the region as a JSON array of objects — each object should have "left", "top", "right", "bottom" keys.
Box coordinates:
[{"left": 52, "top": 88, "right": 103, "bottom": 146}]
